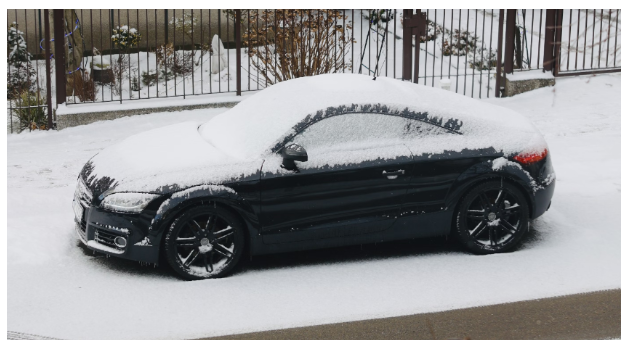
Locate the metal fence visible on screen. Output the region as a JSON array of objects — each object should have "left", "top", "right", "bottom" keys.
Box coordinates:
[{"left": 6, "top": 9, "right": 622, "bottom": 133}]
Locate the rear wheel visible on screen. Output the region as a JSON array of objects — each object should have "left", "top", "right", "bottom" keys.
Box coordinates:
[
  {"left": 454, "top": 181, "right": 529, "bottom": 254},
  {"left": 164, "top": 205, "right": 245, "bottom": 280}
]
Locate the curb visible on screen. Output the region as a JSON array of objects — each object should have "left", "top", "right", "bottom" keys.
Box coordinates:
[{"left": 56, "top": 101, "right": 239, "bottom": 130}]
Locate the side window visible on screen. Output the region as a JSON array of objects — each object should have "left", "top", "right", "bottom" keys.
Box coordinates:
[{"left": 289, "top": 113, "right": 449, "bottom": 151}]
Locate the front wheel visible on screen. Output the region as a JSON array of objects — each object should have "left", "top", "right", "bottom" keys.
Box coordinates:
[
  {"left": 164, "top": 205, "right": 245, "bottom": 280},
  {"left": 454, "top": 180, "right": 530, "bottom": 254}
]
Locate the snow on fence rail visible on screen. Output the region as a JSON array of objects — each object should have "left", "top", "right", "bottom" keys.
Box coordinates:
[{"left": 6, "top": 9, "right": 621, "bottom": 134}]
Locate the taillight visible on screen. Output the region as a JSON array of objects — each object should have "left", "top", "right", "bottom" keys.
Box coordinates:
[{"left": 513, "top": 149, "right": 548, "bottom": 165}]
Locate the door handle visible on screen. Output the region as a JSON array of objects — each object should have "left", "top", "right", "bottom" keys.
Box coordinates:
[{"left": 382, "top": 170, "right": 405, "bottom": 179}]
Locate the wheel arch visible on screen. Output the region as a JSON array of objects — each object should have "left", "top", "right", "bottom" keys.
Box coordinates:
[
  {"left": 446, "top": 160, "right": 537, "bottom": 223},
  {"left": 151, "top": 188, "right": 258, "bottom": 253}
]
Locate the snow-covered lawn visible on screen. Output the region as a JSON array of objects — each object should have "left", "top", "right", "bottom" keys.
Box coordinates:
[{"left": 7, "top": 74, "right": 620, "bottom": 340}]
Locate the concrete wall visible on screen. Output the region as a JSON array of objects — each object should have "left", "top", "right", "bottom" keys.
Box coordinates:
[{"left": 7, "top": 9, "right": 239, "bottom": 57}]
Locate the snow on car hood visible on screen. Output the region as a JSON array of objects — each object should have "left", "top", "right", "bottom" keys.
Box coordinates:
[
  {"left": 200, "top": 73, "right": 545, "bottom": 159},
  {"left": 82, "top": 121, "right": 261, "bottom": 195}
]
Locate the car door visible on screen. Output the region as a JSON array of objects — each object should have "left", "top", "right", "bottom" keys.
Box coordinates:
[{"left": 259, "top": 113, "right": 416, "bottom": 244}]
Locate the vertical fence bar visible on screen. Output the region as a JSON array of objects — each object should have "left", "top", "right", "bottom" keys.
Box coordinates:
[
  {"left": 236, "top": 9, "right": 242, "bottom": 96},
  {"left": 537, "top": 9, "right": 542, "bottom": 69},
  {"left": 487, "top": 9, "right": 494, "bottom": 98},
  {"left": 471, "top": 10, "right": 477, "bottom": 97},
  {"left": 598, "top": 9, "right": 603, "bottom": 68},
  {"left": 575, "top": 10, "right": 580, "bottom": 71},
  {"left": 479, "top": 11, "right": 486, "bottom": 98},
  {"left": 448, "top": 10, "right": 453, "bottom": 79},
  {"left": 606, "top": 9, "right": 611, "bottom": 68},
  {"left": 227, "top": 9, "right": 230, "bottom": 92},
  {"left": 590, "top": 10, "right": 595, "bottom": 69},
  {"left": 352, "top": 10, "right": 355, "bottom": 73},
  {"left": 440, "top": 10, "right": 445, "bottom": 80},
  {"left": 456, "top": 9, "right": 462, "bottom": 92},
  {"left": 582, "top": 10, "right": 588, "bottom": 69},
  {"left": 432, "top": 9, "right": 436, "bottom": 86},
  {"left": 613, "top": 10, "right": 618, "bottom": 67},
  {"left": 413, "top": 10, "right": 421, "bottom": 84},
  {"left": 191, "top": 9, "right": 195, "bottom": 95},
  {"left": 23, "top": 10, "right": 32, "bottom": 120},
  {"left": 54, "top": 9, "right": 66, "bottom": 108},
  {"left": 45, "top": 9, "right": 53, "bottom": 129},
  {"left": 567, "top": 9, "right": 572, "bottom": 70},
  {"left": 393, "top": 9, "right": 397, "bottom": 78},
  {"left": 495, "top": 9, "right": 504, "bottom": 98},
  {"left": 164, "top": 9, "right": 168, "bottom": 43},
  {"left": 424, "top": 9, "right": 429, "bottom": 85}
]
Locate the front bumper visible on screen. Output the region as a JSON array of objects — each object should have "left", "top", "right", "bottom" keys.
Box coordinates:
[{"left": 74, "top": 204, "right": 161, "bottom": 264}]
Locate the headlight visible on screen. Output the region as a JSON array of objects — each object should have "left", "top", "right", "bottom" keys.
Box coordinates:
[{"left": 100, "top": 193, "right": 160, "bottom": 213}]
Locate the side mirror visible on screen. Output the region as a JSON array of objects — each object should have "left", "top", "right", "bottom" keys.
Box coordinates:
[{"left": 281, "top": 143, "right": 308, "bottom": 170}]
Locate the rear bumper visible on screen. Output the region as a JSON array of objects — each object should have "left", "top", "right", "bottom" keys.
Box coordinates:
[
  {"left": 531, "top": 178, "right": 555, "bottom": 219},
  {"left": 75, "top": 206, "right": 161, "bottom": 264}
]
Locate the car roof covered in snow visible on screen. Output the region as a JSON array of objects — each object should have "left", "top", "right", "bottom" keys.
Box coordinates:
[{"left": 199, "top": 73, "right": 539, "bottom": 159}]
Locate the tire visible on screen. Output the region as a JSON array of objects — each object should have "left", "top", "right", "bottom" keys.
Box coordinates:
[
  {"left": 164, "top": 205, "right": 245, "bottom": 280},
  {"left": 454, "top": 180, "right": 530, "bottom": 254}
]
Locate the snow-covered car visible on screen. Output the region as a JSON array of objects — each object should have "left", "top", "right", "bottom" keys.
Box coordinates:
[{"left": 73, "top": 74, "right": 555, "bottom": 280}]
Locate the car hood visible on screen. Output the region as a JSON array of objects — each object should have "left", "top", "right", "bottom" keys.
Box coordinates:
[{"left": 81, "top": 121, "right": 262, "bottom": 197}]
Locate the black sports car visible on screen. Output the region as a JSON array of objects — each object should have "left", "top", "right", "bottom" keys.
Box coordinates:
[{"left": 73, "top": 74, "right": 555, "bottom": 279}]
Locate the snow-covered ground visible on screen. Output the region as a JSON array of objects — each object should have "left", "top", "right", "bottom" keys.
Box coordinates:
[{"left": 7, "top": 73, "right": 620, "bottom": 340}]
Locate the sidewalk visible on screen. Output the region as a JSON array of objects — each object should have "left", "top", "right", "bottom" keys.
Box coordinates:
[{"left": 199, "top": 289, "right": 620, "bottom": 340}]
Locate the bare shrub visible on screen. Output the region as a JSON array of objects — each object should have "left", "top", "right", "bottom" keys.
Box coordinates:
[
  {"left": 71, "top": 71, "right": 98, "bottom": 102},
  {"left": 235, "top": 9, "right": 354, "bottom": 85}
]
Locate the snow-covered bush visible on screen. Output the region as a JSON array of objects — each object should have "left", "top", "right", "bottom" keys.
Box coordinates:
[
  {"left": 111, "top": 25, "right": 141, "bottom": 50},
  {"left": 7, "top": 22, "right": 35, "bottom": 100},
  {"left": 8, "top": 22, "right": 31, "bottom": 65},
  {"left": 7, "top": 62, "right": 35, "bottom": 99},
  {"left": 235, "top": 9, "right": 354, "bottom": 85}
]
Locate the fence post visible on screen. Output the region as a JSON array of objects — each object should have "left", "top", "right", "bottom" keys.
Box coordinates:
[
  {"left": 495, "top": 10, "right": 505, "bottom": 97},
  {"left": 44, "top": 9, "right": 53, "bottom": 129},
  {"left": 553, "top": 10, "right": 563, "bottom": 76},
  {"left": 543, "top": 9, "right": 557, "bottom": 72},
  {"left": 412, "top": 10, "right": 426, "bottom": 84},
  {"left": 402, "top": 9, "right": 413, "bottom": 81},
  {"left": 504, "top": 9, "right": 516, "bottom": 74},
  {"left": 53, "top": 9, "right": 66, "bottom": 109},
  {"left": 235, "top": 9, "right": 242, "bottom": 96}
]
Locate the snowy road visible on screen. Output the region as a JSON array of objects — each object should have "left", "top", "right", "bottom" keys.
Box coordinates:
[{"left": 7, "top": 74, "right": 620, "bottom": 340}]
